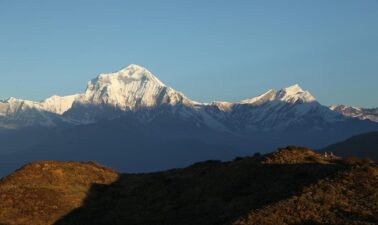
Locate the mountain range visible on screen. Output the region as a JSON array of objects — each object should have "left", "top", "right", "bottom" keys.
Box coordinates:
[
  {"left": 330, "top": 105, "right": 378, "bottom": 122},
  {"left": 0, "top": 64, "right": 377, "bottom": 176}
]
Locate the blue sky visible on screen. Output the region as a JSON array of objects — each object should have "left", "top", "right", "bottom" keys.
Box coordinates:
[{"left": 0, "top": 0, "right": 377, "bottom": 107}]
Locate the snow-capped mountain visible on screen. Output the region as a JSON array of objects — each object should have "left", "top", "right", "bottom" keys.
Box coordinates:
[
  {"left": 1, "top": 64, "right": 378, "bottom": 176},
  {"left": 240, "top": 84, "right": 316, "bottom": 105},
  {"left": 330, "top": 105, "right": 378, "bottom": 123},
  {"left": 41, "top": 94, "right": 79, "bottom": 115},
  {"left": 76, "top": 64, "right": 194, "bottom": 110},
  {"left": 64, "top": 65, "right": 225, "bottom": 128},
  {"left": 0, "top": 64, "right": 371, "bottom": 130},
  {"left": 0, "top": 94, "right": 80, "bottom": 127},
  {"left": 204, "top": 84, "right": 342, "bottom": 131},
  {"left": 0, "top": 65, "right": 196, "bottom": 127}
]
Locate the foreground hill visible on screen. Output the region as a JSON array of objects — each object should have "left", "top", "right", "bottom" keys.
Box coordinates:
[
  {"left": 321, "top": 131, "right": 378, "bottom": 161},
  {"left": 0, "top": 162, "right": 118, "bottom": 225},
  {"left": 234, "top": 158, "right": 378, "bottom": 225},
  {"left": 0, "top": 147, "right": 377, "bottom": 225}
]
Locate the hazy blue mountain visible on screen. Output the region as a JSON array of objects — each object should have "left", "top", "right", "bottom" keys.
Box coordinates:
[{"left": 321, "top": 131, "right": 378, "bottom": 161}]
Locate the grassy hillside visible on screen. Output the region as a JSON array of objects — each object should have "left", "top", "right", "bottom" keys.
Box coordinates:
[
  {"left": 0, "top": 147, "right": 376, "bottom": 225},
  {"left": 234, "top": 160, "right": 378, "bottom": 225},
  {"left": 0, "top": 161, "right": 118, "bottom": 225}
]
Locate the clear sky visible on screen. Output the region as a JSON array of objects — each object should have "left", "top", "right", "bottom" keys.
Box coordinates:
[{"left": 0, "top": 0, "right": 377, "bottom": 107}]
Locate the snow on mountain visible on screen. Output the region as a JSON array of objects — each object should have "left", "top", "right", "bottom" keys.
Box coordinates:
[
  {"left": 208, "top": 102, "right": 234, "bottom": 112},
  {"left": 240, "top": 84, "right": 315, "bottom": 105},
  {"left": 0, "top": 92, "right": 79, "bottom": 127},
  {"left": 0, "top": 64, "right": 369, "bottom": 131},
  {"left": 330, "top": 105, "right": 378, "bottom": 122},
  {"left": 2, "top": 97, "right": 40, "bottom": 115},
  {"left": 76, "top": 64, "right": 193, "bottom": 110},
  {"left": 0, "top": 97, "right": 59, "bottom": 127},
  {"left": 240, "top": 89, "right": 276, "bottom": 105},
  {"left": 203, "top": 84, "right": 343, "bottom": 131},
  {"left": 0, "top": 94, "right": 78, "bottom": 118},
  {"left": 40, "top": 94, "right": 79, "bottom": 115},
  {"left": 276, "top": 84, "right": 316, "bottom": 103},
  {"left": 0, "top": 65, "right": 197, "bottom": 127},
  {"left": 64, "top": 64, "right": 221, "bottom": 127}
]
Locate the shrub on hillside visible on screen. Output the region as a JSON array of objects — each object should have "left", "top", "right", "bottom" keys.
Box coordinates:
[
  {"left": 233, "top": 156, "right": 245, "bottom": 161},
  {"left": 253, "top": 152, "right": 261, "bottom": 157}
]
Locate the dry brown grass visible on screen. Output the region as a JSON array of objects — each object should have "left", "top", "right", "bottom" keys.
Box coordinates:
[
  {"left": 233, "top": 164, "right": 378, "bottom": 225},
  {"left": 263, "top": 146, "right": 339, "bottom": 165},
  {"left": 0, "top": 161, "right": 118, "bottom": 225},
  {"left": 0, "top": 147, "right": 376, "bottom": 225}
]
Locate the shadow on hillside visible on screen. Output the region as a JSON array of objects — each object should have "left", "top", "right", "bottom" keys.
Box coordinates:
[
  {"left": 290, "top": 222, "right": 330, "bottom": 225},
  {"left": 337, "top": 209, "right": 378, "bottom": 223},
  {"left": 291, "top": 215, "right": 377, "bottom": 225},
  {"left": 53, "top": 161, "right": 345, "bottom": 225}
]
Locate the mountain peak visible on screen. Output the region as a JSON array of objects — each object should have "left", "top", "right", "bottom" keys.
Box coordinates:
[
  {"left": 240, "top": 89, "right": 277, "bottom": 105},
  {"left": 76, "top": 65, "right": 189, "bottom": 110},
  {"left": 282, "top": 84, "right": 303, "bottom": 94},
  {"left": 240, "top": 84, "right": 316, "bottom": 105},
  {"left": 278, "top": 84, "right": 316, "bottom": 103},
  {"left": 95, "top": 64, "right": 166, "bottom": 87},
  {"left": 41, "top": 94, "right": 79, "bottom": 115},
  {"left": 120, "top": 64, "right": 147, "bottom": 71}
]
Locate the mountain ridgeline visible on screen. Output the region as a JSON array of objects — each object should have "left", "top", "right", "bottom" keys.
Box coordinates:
[
  {"left": 330, "top": 105, "right": 378, "bottom": 123},
  {"left": 0, "top": 64, "right": 377, "bottom": 175},
  {"left": 0, "top": 147, "right": 376, "bottom": 225},
  {"left": 321, "top": 131, "right": 378, "bottom": 161}
]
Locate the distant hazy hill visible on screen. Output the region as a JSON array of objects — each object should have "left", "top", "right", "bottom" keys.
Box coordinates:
[
  {"left": 321, "top": 131, "right": 378, "bottom": 161},
  {"left": 0, "top": 147, "right": 376, "bottom": 225}
]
